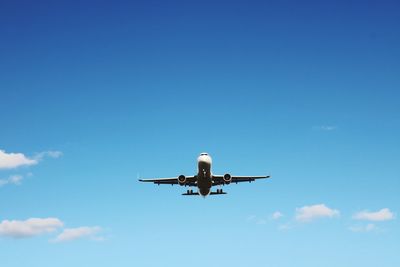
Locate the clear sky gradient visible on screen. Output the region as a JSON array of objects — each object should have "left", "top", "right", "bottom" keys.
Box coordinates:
[{"left": 1, "top": 1, "right": 399, "bottom": 266}]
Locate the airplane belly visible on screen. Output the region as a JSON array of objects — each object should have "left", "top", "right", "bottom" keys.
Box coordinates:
[
  {"left": 199, "top": 187, "right": 211, "bottom": 196},
  {"left": 197, "top": 175, "right": 212, "bottom": 196}
]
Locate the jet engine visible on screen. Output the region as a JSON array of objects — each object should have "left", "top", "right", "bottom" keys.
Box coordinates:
[
  {"left": 178, "top": 175, "right": 186, "bottom": 185},
  {"left": 223, "top": 173, "right": 232, "bottom": 184}
]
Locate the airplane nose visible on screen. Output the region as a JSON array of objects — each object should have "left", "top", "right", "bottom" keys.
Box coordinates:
[{"left": 198, "top": 155, "right": 212, "bottom": 165}]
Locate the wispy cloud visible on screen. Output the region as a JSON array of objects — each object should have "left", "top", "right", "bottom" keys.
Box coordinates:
[
  {"left": 247, "top": 212, "right": 284, "bottom": 227},
  {"left": 0, "top": 149, "right": 62, "bottom": 170},
  {"left": 353, "top": 208, "right": 394, "bottom": 221},
  {"left": 246, "top": 215, "right": 268, "bottom": 225},
  {"left": 53, "top": 226, "right": 102, "bottom": 242},
  {"left": 312, "top": 125, "right": 337, "bottom": 131},
  {"left": 0, "top": 218, "right": 63, "bottom": 238},
  {"left": 256, "top": 219, "right": 267, "bottom": 225},
  {"left": 278, "top": 223, "right": 293, "bottom": 231},
  {"left": 349, "top": 223, "right": 377, "bottom": 232},
  {"left": 0, "top": 175, "right": 23, "bottom": 187},
  {"left": 295, "top": 204, "right": 340, "bottom": 222},
  {"left": 246, "top": 215, "right": 256, "bottom": 222},
  {"left": 34, "top": 151, "right": 63, "bottom": 161},
  {"left": 272, "top": 211, "right": 283, "bottom": 220}
]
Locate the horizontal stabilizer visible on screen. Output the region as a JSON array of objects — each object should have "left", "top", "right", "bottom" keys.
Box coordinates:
[
  {"left": 210, "top": 191, "right": 227, "bottom": 195},
  {"left": 182, "top": 191, "right": 199, "bottom": 196},
  {"left": 182, "top": 190, "right": 227, "bottom": 196}
]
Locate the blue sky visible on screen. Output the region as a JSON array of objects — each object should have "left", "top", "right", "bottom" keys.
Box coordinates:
[{"left": 0, "top": 1, "right": 399, "bottom": 266}]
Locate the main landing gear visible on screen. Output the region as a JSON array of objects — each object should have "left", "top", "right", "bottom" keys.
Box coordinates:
[{"left": 186, "top": 189, "right": 194, "bottom": 194}]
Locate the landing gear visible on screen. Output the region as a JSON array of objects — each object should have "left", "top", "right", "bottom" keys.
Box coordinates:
[
  {"left": 216, "top": 188, "right": 223, "bottom": 194},
  {"left": 186, "top": 189, "right": 193, "bottom": 194}
]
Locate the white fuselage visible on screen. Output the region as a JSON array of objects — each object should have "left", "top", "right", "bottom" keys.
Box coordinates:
[{"left": 197, "top": 154, "right": 213, "bottom": 196}]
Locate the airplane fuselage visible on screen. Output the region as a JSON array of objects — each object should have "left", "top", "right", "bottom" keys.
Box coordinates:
[{"left": 197, "top": 153, "right": 213, "bottom": 196}]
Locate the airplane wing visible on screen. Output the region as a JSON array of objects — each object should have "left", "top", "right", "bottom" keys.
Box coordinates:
[
  {"left": 211, "top": 175, "right": 270, "bottom": 186},
  {"left": 139, "top": 176, "right": 197, "bottom": 186}
]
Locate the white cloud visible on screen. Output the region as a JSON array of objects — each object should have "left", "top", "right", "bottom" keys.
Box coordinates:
[
  {"left": 0, "top": 175, "right": 24, "bottom": 187},
  {"left": 349, "top": 223, "right": 376, "bottom": 232},
  {"left": 0, "top": 150, "right": 37, "bottom": 169},
  {"left": 313, "top": 125, "right": 337, "bottom": 131},
  {"left": 0, "top": 150, "right": 62, "bottom": 170},
  {"left": 0, "top": 218, "right": 63, "bottom": 238},
  {"left": 0, "top": 217, "right": 104, "bottom": 242},
  {"left": 353, "top": 208, "right": 394, "bottom": 221},
  {"left": 53, "top": 226, "right": 102, "bottom": 242},
  {"left": 272, "top": 211, "right": 283, "bottom": 220},
  {"left": 295, "top": 204, "right": 340, "bottom": 222}
]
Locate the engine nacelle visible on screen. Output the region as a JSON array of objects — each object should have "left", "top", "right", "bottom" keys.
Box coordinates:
[
  {"left": 178, "top": 175, "right": 186, "bottom": 185},
  {"left": 223, "top": 173, "right": 232, "bottom": 184}
]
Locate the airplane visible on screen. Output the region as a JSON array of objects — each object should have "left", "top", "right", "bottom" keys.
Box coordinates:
[{"left": 139, "top": 152, "right": 271, "bottom": 197}]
